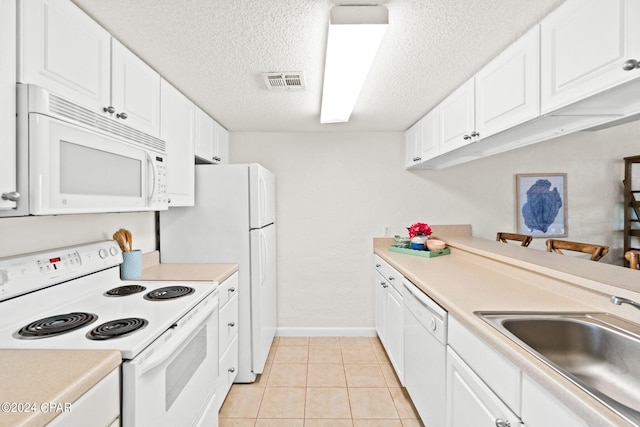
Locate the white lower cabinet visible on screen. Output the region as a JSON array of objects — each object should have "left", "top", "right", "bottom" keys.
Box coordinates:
[
  {"left": 48, "top": 368, "right": 120, "bottom": 427},
  {"left": 215, "top": 273, "right": 239, "bottom": 411},
  {"left": 373, "top": 256, "right": 403, "bottom": 384},
  {"left": 446, "top": 348, "right": 523, "bottom": 427},
  {"left": 521, "top": 374, "right": 587, "bottom": 427},
  {"left": 385, "top": 283, "right": 403, "bottom": 382}
]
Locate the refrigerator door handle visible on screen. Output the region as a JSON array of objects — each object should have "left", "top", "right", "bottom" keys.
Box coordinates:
[{"left": 259, "top": 229, "right": 267, "bottom": 286}]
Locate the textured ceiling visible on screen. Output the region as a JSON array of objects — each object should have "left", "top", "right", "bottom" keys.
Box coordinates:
[{"left": 71, "top": 0, "right": 565, "bottom": 132}]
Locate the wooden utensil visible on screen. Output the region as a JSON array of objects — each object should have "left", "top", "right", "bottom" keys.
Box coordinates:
[
  {"left": 124, "top": 229, "right": 133, "bottom": 251},
  {"left": 113, "top": 231, "right": 128, "bottom": 252}
]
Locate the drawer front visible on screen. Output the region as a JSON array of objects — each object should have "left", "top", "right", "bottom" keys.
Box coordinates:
[
  {"left": 219, "top": 293, "right": 239, "bottom": 351},
  {"left": 215, "top": 334, "right": 239, "bottom": 411},
  {"left": 448, "top": 316, "right": 521, "bottom": 414},
  {"left": 386, "top": 264, "right": 404, "bottom": 294},
  {"left": 374, "top": 255, "right": 387, "bottom": 277},
  {"left": 218, "top": 272, "right": 238, "bottom": 309}
]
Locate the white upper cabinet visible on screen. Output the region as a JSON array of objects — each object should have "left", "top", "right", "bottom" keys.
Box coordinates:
[
  {"left": 438, "top": 78, "right": 476, "bottom": 155},
  {"left": 111, "top": 40, "right": 161, "bottom": 137},
  {"left": 19, "top": 0, "right": 111, "bottom": 111},
  {"left": 541, "top": 0, "right": 640, "bottom": 114},
  {"left": 161, "top": 80, "right": 195, "bottom": 207},
  {"left": 213, "top": 121, "right": 230, "bottom": 165},
  {"left": 0, "top": 0, "right": 17, "bottom": 210},
  {"left": 405, "top": 119, "right": 423, "bottom": 167},
  {"left": 195, "top": 106, "right": 215, "bottom": 163},
  {"left": 420, "top": 107, "right": 440, "bottom": 161},
  {"left": 476, "top": 26, "right": 540, "bottom": 138},
  {"left": 18, "top": 0, "right": 161, "bottom": 138}
]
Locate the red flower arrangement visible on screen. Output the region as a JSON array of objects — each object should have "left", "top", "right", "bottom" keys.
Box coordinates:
[{"left": 407, "top": 222, "right": 433, "bottom": 238}]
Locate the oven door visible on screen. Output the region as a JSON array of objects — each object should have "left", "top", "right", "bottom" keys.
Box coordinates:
[
  {"left": 28, "top": 113, "right": 167, "bottom": 215},
  {"left": 122, "top": 291, "right": 219, "bottom": 427}
]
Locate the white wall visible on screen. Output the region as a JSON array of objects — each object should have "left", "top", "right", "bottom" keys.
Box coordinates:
[
  {"left": 231, "top": 120, "right": 640, "bottom": 331},
  {"left": 0, "top": 211, "right": 156, "bottom": 258}
]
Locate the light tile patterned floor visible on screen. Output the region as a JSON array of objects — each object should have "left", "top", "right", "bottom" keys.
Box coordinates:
[{"left": 219, "top": 336, "right": 424, "bottom": 427}]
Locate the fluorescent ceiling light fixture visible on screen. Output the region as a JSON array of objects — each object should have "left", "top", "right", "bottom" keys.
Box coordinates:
[{"left": 320, "top": 5, "right": 388, "bottom": 124}]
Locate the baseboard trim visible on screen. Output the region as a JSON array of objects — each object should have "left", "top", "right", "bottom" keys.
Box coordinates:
[{"left": 276, "top": 327, "right": 377, "bottom": 337}]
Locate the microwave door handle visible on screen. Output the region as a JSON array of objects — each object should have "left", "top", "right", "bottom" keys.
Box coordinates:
[
  {"left": 146, "top": 152, "right": 156, "bottom": 205},
  {"left": 136, "top": 296, "right": 219, "bottom": 377}
]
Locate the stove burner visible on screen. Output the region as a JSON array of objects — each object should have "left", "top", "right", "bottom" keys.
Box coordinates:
[
  {"left": 87, "top": 318, "right": 148, "bottom": 340},
  {"left": 105, "top": 284, "right": 147, "bottom": 296},
  {"left": 144, "top": 286, "right": 195, "bottom": 301},
  {"left": 17, "top": 312, "right": 98, "bottom": 339}
]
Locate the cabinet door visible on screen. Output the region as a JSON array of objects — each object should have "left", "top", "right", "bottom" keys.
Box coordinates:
[
  {"left": 194, "top": 107, "right": 215, "bottom": 162},
  {"left": 0, "top": 0, "right": 17, "bottom": 210},
  {"left": 446, "top": 348, "right": 523, "bottom": 427},
  {"left": 111, "top": 40, "right": 161, "bottom": 137},
  {"left": 161, "top": 80, "right": 195, "bottom": 207},
  {"left": 213, "top": 121, "right": 230, "bottom": 164},
  {"left": 476, "top": 26, "right": 540, "bottom": 138},
  {"left": 405, "top": 120, "right": 422, "bottom": 167},
  {"left": 541, "top": 0, "right": 640, "bottom": 113},
  {"left": 420, "top": 108, "right": 440, "bottom": 160},
  {"left": 19, "top": 0, "right": 111, "bottom": 112},
  {"left": 386, "top": 286, "right": 404, "bottom": 385},
  {"left": 374, "top": 274, "right": 388, "bottom": 347},
  {"left": 439, "top": 78, "right": 476, "bottom": 154},
  {"left": 521, "top": 374, "right": 587, "bottom": 427}
]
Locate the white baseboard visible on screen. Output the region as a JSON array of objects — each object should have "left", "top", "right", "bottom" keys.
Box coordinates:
[{"left": 276, "top": 327, "right": 377, "bottom": 337}]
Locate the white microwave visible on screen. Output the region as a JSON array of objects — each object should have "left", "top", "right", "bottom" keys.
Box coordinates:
[{"left": 3, "top": 85, "right": 168, "bottom": 216}]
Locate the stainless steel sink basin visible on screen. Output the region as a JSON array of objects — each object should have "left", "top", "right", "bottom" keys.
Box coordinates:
[{"left": 476, "top": 312, "right": 640, "bottom": 426}]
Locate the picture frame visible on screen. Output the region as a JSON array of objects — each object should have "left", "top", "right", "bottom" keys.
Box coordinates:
[{"left": 516, "top": 173, "right": 567, "bottom": 238}]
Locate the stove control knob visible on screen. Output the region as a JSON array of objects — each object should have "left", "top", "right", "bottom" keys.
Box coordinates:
[
  {"left": 109, "top": 246, "right": 119, "bottom": 256},
  {"left": 98, "top": 248, "right": 108, "bottom": 259}
]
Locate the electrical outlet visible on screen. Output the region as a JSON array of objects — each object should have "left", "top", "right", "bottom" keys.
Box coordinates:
[{"left": 383, "top": 225, "right": 390, "bottom": 236}]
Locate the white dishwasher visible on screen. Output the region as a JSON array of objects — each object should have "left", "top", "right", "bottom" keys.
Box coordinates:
[{"left": 403, "top": 277, "right": 448, "bottom": 426}]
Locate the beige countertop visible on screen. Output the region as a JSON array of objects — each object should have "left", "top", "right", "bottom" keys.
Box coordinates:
[
  {"left": 140, "top": 262, "right": 238, "bottom": 283},
  {"left": 0, "top": 350, "right": 120, "bottom": 427},
  {"left": 374, "top": 235, "right": 640, "bottom": 427},
  {"left": 138, "top": 250, "right": 238, "bottom": 283}
]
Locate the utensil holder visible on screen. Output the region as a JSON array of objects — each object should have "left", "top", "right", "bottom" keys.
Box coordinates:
[{"left": 120, "top": 250, "right": 142, "bottom": 280}]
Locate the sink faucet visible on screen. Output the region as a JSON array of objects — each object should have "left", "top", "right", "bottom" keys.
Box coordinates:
[{"left": 610, "top": 295, "right": 640, "bottom": 310}]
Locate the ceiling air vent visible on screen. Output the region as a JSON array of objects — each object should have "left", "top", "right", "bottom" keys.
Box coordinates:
[{"left": 262, "top": 72, "right": 305, "bottom": 91}]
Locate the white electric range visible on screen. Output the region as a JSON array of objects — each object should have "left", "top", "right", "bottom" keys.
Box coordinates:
[{"left": 0, "top": 241, "right": 220, "bottom": 427}]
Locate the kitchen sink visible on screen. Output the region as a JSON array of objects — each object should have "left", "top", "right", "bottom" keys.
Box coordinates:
[{"left": 476, "top": 311, "right": 640, "bottom": 426}]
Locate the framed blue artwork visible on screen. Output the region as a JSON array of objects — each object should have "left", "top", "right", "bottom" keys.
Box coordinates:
[{"left": 516, "top": 173, "right": 567, "bottom": 238}]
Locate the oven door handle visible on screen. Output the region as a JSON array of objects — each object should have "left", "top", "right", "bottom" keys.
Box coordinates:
[{"left": 137, "top": 295, "right": 219, "bottom": 377}]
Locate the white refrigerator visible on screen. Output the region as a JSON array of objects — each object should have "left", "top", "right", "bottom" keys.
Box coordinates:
[{"left": 159, "top": 163, "right": 276, "bottom": 383}]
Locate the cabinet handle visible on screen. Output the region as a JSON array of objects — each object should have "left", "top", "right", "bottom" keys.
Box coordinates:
[
  {"left": 375, "top": 264, "right": 381, "bottom": 268},
  {"left": 388, "top": 276, "right": 395, "bottom": 281},
  {"left": 495, "top": 419, "right": 511, "bottom": 427},
  {"left": 103, "top": 106, "right": 115, "bottom": 114},
  {"left": 412, "top": 156, "right": 421, "bottom": 162},
  {"left": 381, "top": 282, "right": 388, "bottom": 288},
  {"left": 623, "top": 59, "right": 639, "bottom": 71},
  {"left": 470, "top": 131, "right": 479, "bottom": 138},
  {"left": 228, "top": 367, "right": 236, "bottom": 373},
  {"left": 228, "top": 321, "right": 235, "bottom": 327},
  {"left": 463, "top": 134, "right": 472, "bottom": 140},
  {"left": 228, "top": 287, "right": 236, "bottom": 293},
  {"left": 116, "top": 112, "right": 128, "bottom": 120},
  {"left": 1, "top": 191, "right": 20, "bottom": 202},
  {"left": 213, "top": 156, "right": 222, "bottom": 162}
]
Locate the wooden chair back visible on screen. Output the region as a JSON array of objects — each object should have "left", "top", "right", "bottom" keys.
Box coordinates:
[
  {"left": 625, "top": 250, "right": 640, "bottom": 269},
  {"left": 496, "top": 232, "right": 533, "bottom": 247},
  {"left": 545, "top": 239, "right": 609, "bottom": 261}
]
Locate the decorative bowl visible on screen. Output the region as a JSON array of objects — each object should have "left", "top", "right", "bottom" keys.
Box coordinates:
[{"left": 426, "top": 239, "right": 446, "bottom": 251}]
